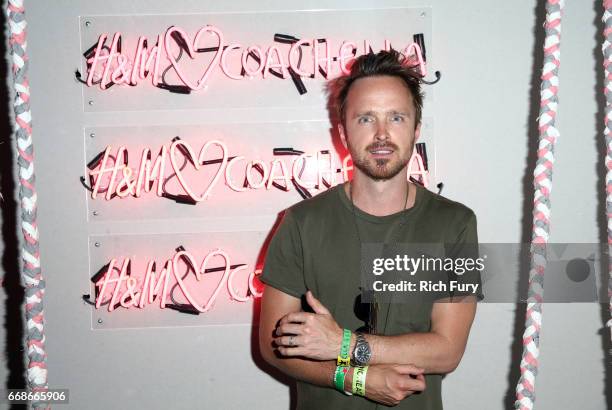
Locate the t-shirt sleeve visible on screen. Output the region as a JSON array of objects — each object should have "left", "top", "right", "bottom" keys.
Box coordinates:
[
  {"left": 259, "top": 209, "right": 307, "bottom": 299},
  {"left": 442, "top": 210, "right": 484, "bottom": 301}
]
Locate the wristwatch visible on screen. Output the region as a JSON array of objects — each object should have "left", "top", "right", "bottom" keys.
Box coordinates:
[{"left": 351, "top": 332, "right": 372, "bottom": 366}]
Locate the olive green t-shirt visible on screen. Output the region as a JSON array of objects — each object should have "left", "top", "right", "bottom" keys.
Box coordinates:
[{"left": 260, "top": 182, "right": 481, "bottom": 410}]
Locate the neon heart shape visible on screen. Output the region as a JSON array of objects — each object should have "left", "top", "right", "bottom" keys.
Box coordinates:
[
  {"left": 164, "top": 25, "right": 224, "bottom": 90},
  {"left": 172, "top": 249, "right": 231, "bottom": 313},
  {"left": 169, "top": 139, "right": 228, "bottom": 202}
]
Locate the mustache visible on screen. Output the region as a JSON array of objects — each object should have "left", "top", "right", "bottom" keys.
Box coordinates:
[{"left": 366, "top": 142, "right": 399, "bottom": 151}]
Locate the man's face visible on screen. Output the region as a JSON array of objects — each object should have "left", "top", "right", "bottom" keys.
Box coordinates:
[{"left": 339, "top": 75, "right": 420, "bottom": 181}]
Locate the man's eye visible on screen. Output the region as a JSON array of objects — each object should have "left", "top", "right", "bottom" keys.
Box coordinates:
[
  {"left": 358, "top": 117, "right": 373, "bottom": 124},
  {"left": 390, "top": 115, "right": 404, "bottom": 122}
]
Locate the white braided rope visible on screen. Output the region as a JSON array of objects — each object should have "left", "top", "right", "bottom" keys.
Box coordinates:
[{"left": 515, "top": 1, "right": 564, "bottom": 409}]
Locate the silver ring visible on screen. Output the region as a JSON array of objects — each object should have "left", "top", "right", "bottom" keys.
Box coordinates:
[{"left": 289, "top": 336, "right": 295, "bottom": 346}]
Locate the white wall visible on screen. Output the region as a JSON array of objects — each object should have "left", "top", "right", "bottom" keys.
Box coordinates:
[{"left": 0, "top": 1, "right": 608, "bottom": 409}]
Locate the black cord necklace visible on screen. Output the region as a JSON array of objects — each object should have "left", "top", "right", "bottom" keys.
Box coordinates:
[{"left": 347, "top": 180, "right": 411, "bottom": 335}]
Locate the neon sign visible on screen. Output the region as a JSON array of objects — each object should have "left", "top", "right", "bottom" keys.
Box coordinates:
[
  {"left": 93, "top": 248, "right": 262, "bottom": 313},
  {"left": 83, "top": 25, "right": 427, "bottom": 91},
  {"left": 85, "top": 139, "right": 430, "bottom": 202}
]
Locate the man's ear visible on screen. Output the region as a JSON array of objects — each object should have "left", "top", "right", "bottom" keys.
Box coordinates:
[
  {"left": 338, "top": 122, "right": 348, "bottom": 149},
  {"left": 415, "top": 122, "right": 421, "bottom": 142}
]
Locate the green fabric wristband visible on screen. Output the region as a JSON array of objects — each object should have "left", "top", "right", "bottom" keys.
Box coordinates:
[
  {"left": 337, "top": 329, "right": 351, "bottom": 366},
  {"left": 333, "top": 365, "right": 349, "bottom": 393}
]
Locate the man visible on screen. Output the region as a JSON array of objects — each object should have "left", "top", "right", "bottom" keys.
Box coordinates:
[{"left": 258, "top": 50, "right": 481, "bottom": 409}]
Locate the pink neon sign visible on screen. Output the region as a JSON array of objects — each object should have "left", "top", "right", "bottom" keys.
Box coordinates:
[
  {"left": 94, "top": 249, "right": 263, "bottom": 313},
  {"left": 83, "top": 25, "right": 427, "bottom": 90},
  {"left": 86, "top": 139, "right": 430, "bottom": 201}
]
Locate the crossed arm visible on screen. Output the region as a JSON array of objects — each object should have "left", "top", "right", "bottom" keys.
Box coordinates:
[{"left": 258, "top": 285, "right": 477, "bottom": 406}]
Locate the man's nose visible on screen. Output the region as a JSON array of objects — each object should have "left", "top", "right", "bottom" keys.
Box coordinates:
[{"left": 374, "top": 120, "right": 389, "bottom": 141}]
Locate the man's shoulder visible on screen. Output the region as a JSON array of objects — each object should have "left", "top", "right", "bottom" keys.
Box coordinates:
[{"left": 284, "top": 185, "right": 343, "bottom": 222}]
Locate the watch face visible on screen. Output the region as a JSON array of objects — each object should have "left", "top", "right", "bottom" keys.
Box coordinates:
[{"left": 355, "top": 344, "right": 371, "bottom": 363}]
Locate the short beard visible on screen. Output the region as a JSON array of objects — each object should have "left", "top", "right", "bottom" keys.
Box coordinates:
[
  {"left": 352, "top": 155, "right": 409, "bottom": 181},
  {"left": 350, "top": 141, "right": 413, "bottom": 181}
]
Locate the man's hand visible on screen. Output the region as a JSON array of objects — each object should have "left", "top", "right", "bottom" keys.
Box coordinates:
[
  {"left": 363, "top": 364, "right": 426, "bottom": 407},
  {"left": 274, "top": 290, "right": 343, "bottom": 360}
]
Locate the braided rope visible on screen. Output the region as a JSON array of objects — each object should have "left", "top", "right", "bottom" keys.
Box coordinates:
[
  {"left": 6, "top": 0, "right": 49, "bottom": 406},
  {"left": 604, "top": 0, "right": 612, "bottom": 344},
  {"left": 514, "top": 1, "right": 564, "bottom": 409}
]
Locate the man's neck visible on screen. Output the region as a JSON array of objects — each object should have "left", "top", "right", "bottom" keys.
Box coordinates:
[{"left": 344, "top": 170, "right": 416, "bottom": 217}]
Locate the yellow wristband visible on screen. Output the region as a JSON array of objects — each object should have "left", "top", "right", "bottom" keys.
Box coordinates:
[
  {"left": 337, "top": 357, "right": 351, "bottom": 367},
  {"left": 352, "top": 365, "right": 368, "bottom": 397}
]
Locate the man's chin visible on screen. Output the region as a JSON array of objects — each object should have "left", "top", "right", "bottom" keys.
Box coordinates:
[
  {"left": 359, "top": 165, "right": 404, "bottom": 181},
  {"left": 352, "top": 156, "right": 409, "bottom": 181}
]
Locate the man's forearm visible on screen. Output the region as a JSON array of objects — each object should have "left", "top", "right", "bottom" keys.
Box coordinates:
[
  {"left": 264, "top": 355, "right": 427, "bottom": 406},
  {"left": 259, "top": 286, "right": 339, "bottom": 388},
  {"left": 356, "top": 331, "right": 461, "bottom": 374},
  {"left": 349, "top": 300, "right": 477, "bottom": 374},
  {"left": 265, "top": 355, "right": 336, "bottom": 387}
]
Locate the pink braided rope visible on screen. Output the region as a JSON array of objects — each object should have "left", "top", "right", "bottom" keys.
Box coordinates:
[
  {"left": 515, "top": 1, "right": 564, "bottom": 409},
  {"left": 603, "top": 0, "right": 612, "bottom": 344},
  {"left": 6, "top": 0, "right": 49, "bottom": 408}
]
